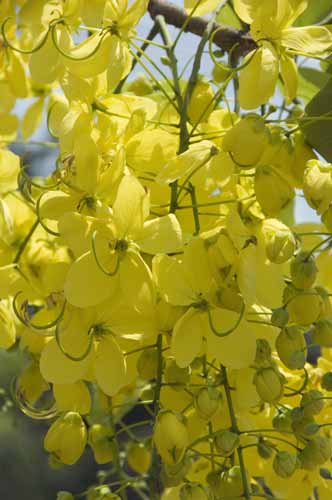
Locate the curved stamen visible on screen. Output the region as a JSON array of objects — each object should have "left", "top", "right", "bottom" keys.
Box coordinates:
[
  {"left": 51, "top": 23, "right": 110, "bottom": 61},
  {"left": 1, "top": 17, "right": 51, "bottom": 54},
  {"left": 284, "top": 367, "right": 309, "bottom": 397},
  {"left": 91, "top": 229, "right": 121, "bottom": 277},
  {"left": 207, "top": 302, "right": 245, "bottom": 338},
  {"left": 12, "top": 291, "right": 66, "bottom": 331},
  {"left": 36, "top": 193, "right": 61, "bottom": 237},
  {"left": 55, "top": 321, "right": 94, "bottom": 361},
  {"left": 11, "top": 376, "right": 58, "bottom": 420}
]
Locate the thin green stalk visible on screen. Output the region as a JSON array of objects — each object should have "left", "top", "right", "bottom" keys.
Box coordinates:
[
  {"left": 149, "top": 334, "right": 163, "bottom": 500},
  {"left": 109, "top": 399, "right": 128, "bottom": 500},
  {"left": 221, "top": 365, "right": 252, "bottom": 500},
  {"left": 13, "top": 219, "right": 39, "bottom": 264}
]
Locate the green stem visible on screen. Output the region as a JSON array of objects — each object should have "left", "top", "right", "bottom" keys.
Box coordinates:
[
  {"left": 149, "top": 334, "right": 163, "bottom": 500},
  {"left": 114, "top": 23, "right": 160, "bottom": 93},
  {"left": 109, "top": 398, "right": 128, "bottom": 500},
  {"left": 13, "top": 218, "right": 39, "bottom": 264},
  {"left": 221, "top": 365, "right": 251, "bottom": 500}
]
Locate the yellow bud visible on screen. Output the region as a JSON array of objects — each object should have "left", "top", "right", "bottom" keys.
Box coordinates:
[
  {"left": 44, "top": 412, "right": 87, "bottom": 465},
  {"left": 303, "top": 160, "right": 332, "bottom": 214},
  {"left": 180, "top": 483, "right": 209, "bottom": 500},
  {"left": 299, "top": 436, "right": 332, "bottom": 470},
  {"left": 275, "top": 326, "right": 306, "bottom": 370},
  {"left": 290, "top": 251, "right": 318, "bottom": 289},
  {"left": 164, "top": 359, "right": 191, "bottom": 392},
  {"left": 311, "top": 318, "right": 332, "bottom": 347},
  {"left": 255, "top": 165, "right": 294, "bottom": 216},
  {"left": 88, "top": 424, "right": 114, "bottom": 464},
  {"left": 153, "top": 411, "right": 189, "bottom": 465},
  {"left": 273, "top": 451, "right": 297, "bottom": 478},
  {"left": 253, "top": 367, "right": 284, "bottom": 403},
  {"left": 301, "top": 390, "right": 324, "bottom": 417},
  {"left": 127, "top": 74, "right": 154, "bottom": 96},
  {"left": 284, "top": 285, "right": 323, "bottom": 326},
  {"left": 188, "top": 79, "right": 214, "bottom": 124},
  {"left": 194, "top": 387, "right": 222, "bottom": 421},
  {"left": 127, "top": 442, "right": 152, "bottom": 474},
  {"left": 214, "top": 430, "right": 240, "bottom": 457},
  {"left": 261, "top": 218, "right": 296, "bottom": 264},
  {"left": 223, "top": 115, "right": 269, "bottom": 167}
]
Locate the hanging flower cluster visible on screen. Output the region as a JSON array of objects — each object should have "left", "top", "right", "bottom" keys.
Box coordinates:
[{"left": 0, "top": 0, "right": 332, "bottom": 499}]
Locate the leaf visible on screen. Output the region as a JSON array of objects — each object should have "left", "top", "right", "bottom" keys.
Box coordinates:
[
  {"left": 216, "top": 4, "right": 242, "bottom": 29},
  {"left": 298, "top": 67, "right": 330, "bottom": 104},
  {"left": 295, "top": 0, "right": 331, "bottom": 26},
  {"left": 301, "top": 77, "right": 332, "bottom": 161}
]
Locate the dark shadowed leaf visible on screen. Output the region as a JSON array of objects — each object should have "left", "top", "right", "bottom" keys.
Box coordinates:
[{"left": 301, "top": 77, "right": 332, "bottom": 161}]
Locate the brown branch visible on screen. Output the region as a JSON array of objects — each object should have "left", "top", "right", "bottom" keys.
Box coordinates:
[{"left": 148, "top": 0, "right": 256, "bottom": 56}]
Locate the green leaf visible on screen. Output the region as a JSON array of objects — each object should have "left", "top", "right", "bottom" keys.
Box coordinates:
[
  {"left": 295, "top": 0, "right": 331, "bottom": 26},
  {"left": 301, "top": 77, "right": 332, "bottom": 161},
  {"left": 298, "top": 67, "right": 330, "bottom": 104},
  {"left": 216, "top": 4, "right": 242, "bottom": 29}
]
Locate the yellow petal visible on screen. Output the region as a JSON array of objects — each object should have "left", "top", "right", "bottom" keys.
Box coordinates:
[
  {"left": 280, "top": 53, "right": 298, "bottom": 104},
  {"left": 282, "top": 26, "right": 332, "bottom": 54},
  {"left": 238, "top": 44, "right": 279, "bottom": 109},
  {"left": 153, "top": 254, "right": 196, "bottom": 306},
  {"left": 172, "top": 308, "right": 204, "bottom": 367},
  {"left": 94, "top": 336, "right": 127, "bottom": 396},
  {"left": 22, "top": 97, "right": 45, "bottom": 140},
  {"left": 113, "top": 175, "right": 148, "bottom": 237},
  {"left": 40, "top": 338, "right": 91, "bottom": 384},
  {"left": 53, "top": 381, "right": 91, "bottom": 414},
  {"left": 135, "top": 214, "right": 183, "bottom": 254},
  {"left": 119, "top": 250, "right": 154, "bottom": 307},
  {"left": 65, "top": 250, "right": 119, "bottom": 308},
  {"left": 0, "top": 149, "right": 20, "bottom": 193},
  {"left": 206, "top": 309, "right": 256, "bottom": 368}
]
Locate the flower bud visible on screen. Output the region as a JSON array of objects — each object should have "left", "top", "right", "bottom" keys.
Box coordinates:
[
  {"left": 127, "top": 74, "right": 154, "bottom": 96},
  {"left": 194, "top": 387, "right": 222, "bottom": 421},
  {"left": 219, "top": 466, "right": 244, "bottom": 498},
  {"left": 212, "top": 64, "right": 232, "bottom": 83},
  {"left": 300, "top": 390, "right": 324, "bottom": 417},
  {"left": 291, "top": 407, "right": 319, "bottom": 441},
  {"left": 44, "top": 412, "right": 87, "bottom": 465},
  {"left": 273, "top": 451, "right": 297, "bottom": 478},
  {"left": 255, "top": 165, "right": 294, "bottom": 216},
  {"left": 153, "top": 411, "right": 189, "bottom": 465},
  {"left": 275, "top": 326, "right": 306, "bottom": 370},
  {"left": 272, "top": 407, "right": 292, "bottom": 432},
  {"left": 162, "top": 456, "right": 192, "bottom": 487},
  {"left": 57, "top": 493, "right": 74, "bottom": 500},
  {"left": 321, "top": 372, "right": 332, "bottom": 391},
  {"left": 88, "top": 424, "right": 113, "bottom": 464},
  {"left": 261, "top": 218, "right": 296, "bottom": 264},
  {"left": 253, "top": 367, "right": 284, "bottom": 403},
  {"left": 311, "top": 318, "right": 332, "bottom": 347},
  {"left": 165, "top": 360, "right": 191, "bottom": 391},
  {"left": 299, "top": 436, "right": 332, "bottom": 470},
  {"left": 223, "top": 115, "right": 268, "bottom": 166},
  {"left": 303, "top": 160, "right": 332, "bottom": 214},
  {"left": 290, "top": 251, "right": 318, "bottom": 289},
  {"left": 257, "top": 438, "right": 274, "bottom": 459},
  {"left": 137, "top": 348, "right": 159, "bottom": 380},
  {"left": 271, "top": 307, "right": 289, "bottom": 328},
  {"left": 284, "top": 285, "right": 323, "bottom": 326},
  {"left": 180, "top": 483, "right": 209, "bottom": 500},
  {"left": 127, "top": 442, "right": 151, "bottom": 474},
  {"left": 254, "top": 339, "right": 272, "bottom": 367},
  {"left": 214, "top": 430, "right": 240, "bottom": 457}
]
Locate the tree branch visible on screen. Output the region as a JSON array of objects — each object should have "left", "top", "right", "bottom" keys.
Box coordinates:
[{"left": 147, "top": 0, "right": 256, "bottom": 56}]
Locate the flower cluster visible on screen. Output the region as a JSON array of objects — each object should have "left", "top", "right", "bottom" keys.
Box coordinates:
[{"left": 0, "top": 0, "right": 332, "bottom": 499}]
